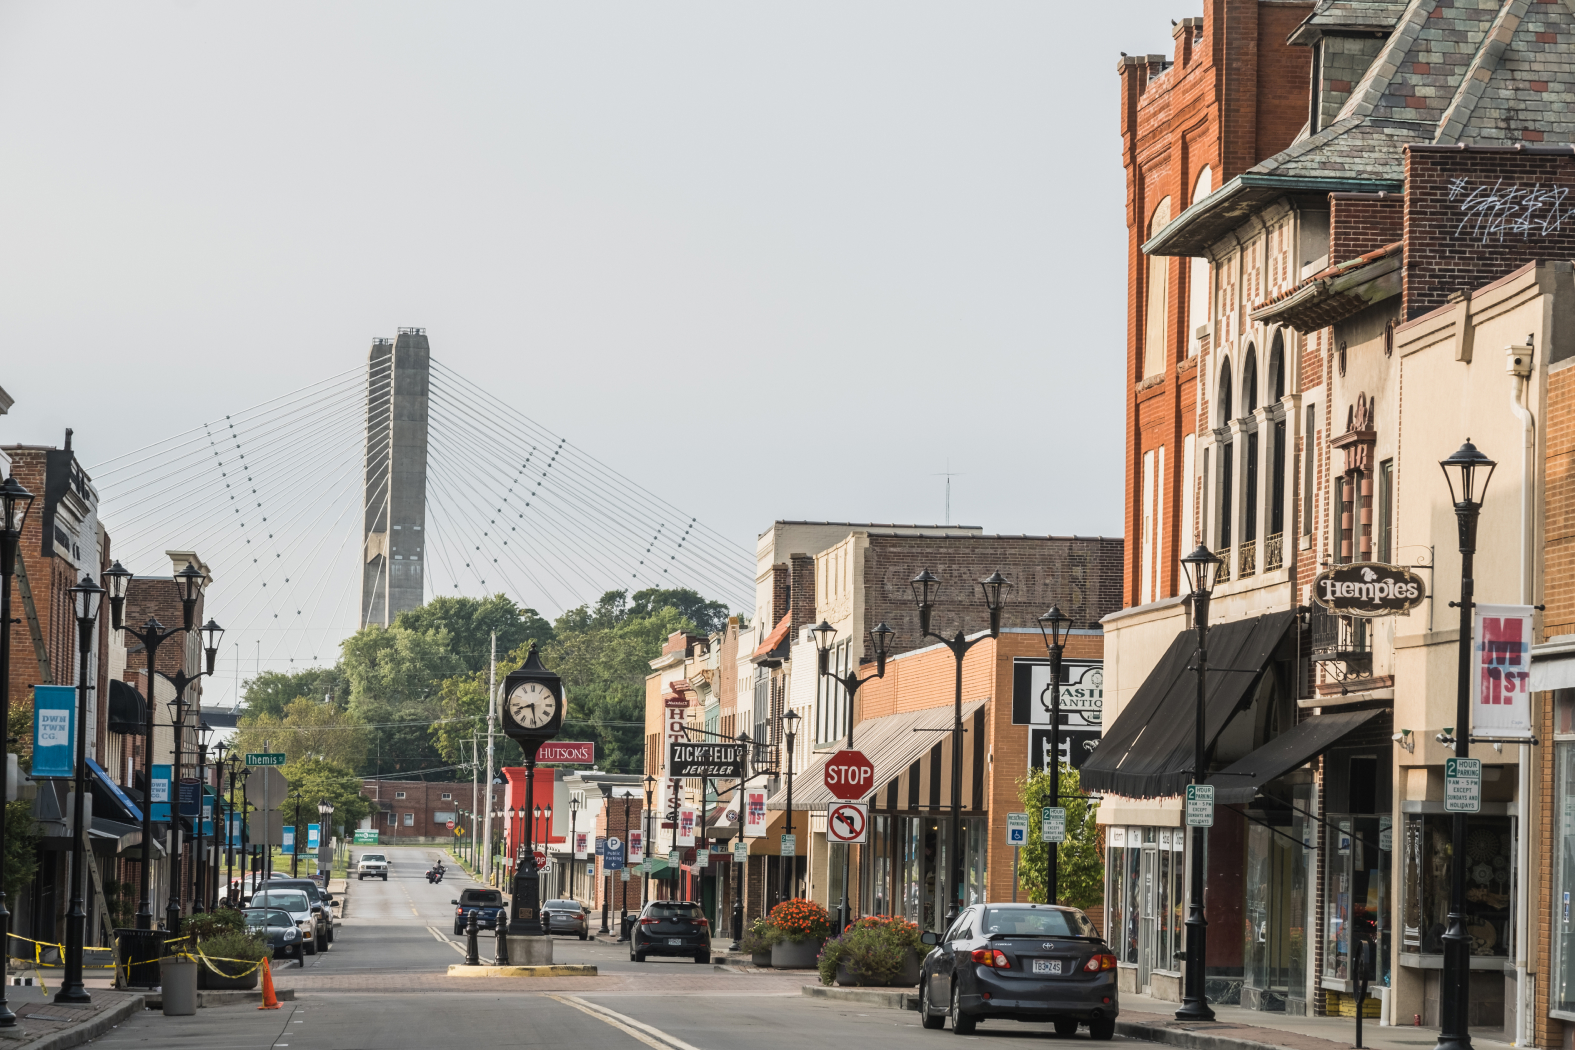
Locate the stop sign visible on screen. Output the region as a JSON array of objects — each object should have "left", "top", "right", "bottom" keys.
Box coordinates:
[
  {"left": 534, "top": 850, "right": 547, "bottom": 868},
  {"left": 446, "top": 820, "right": 455, "bottom": 830},
  {"left": 824, "top": 750, "right": 875, "bottom": 801}
]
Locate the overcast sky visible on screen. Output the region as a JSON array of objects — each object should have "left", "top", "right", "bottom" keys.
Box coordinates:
[{"left": 0, "top": 3, "right": 1191, "bottom": 683}]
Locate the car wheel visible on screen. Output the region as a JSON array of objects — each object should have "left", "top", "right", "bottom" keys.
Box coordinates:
[
  {"left": 919, "top": 979, "right": 945, "bottom": 1030},
  {"left": 304, "top": 937, "right": 317, "bottom": 956},
  {"left": 357, "top": 874, "right": 364, "bottom": 881},
  {"left": 327, "top": 927, "right": 335, "bottom": 944},
  {"left": 295, "top": 947, "right": 305, "bottom": 966},
  {"left": 694, "top": 951, "right": 709, "bottom": 964},
  {"left": 455, "top": 924, "right": 464, "bottom": 936},
  {"left": 381, "top": 874, "right": 388, "bottom": 881},
  {"left": 950, "top": 984, "right": 976, "bottom": 1035},
  {"left": 1089, "top": 1018, "right": 1116, "bottom": 1042},
  {"left": 1054, "top": 1020, "right": 1079, "bottom": 1037},
  {"left": 317, "top": 930, "right": 328, "bottom": 953}
]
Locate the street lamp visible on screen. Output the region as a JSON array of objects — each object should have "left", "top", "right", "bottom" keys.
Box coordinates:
[
  {"left": 568, "top": 797, "right": 581, "bottom": 899},
  {"left": 0, "top": 475, "right": 36, "bottom": 1027},
  {"left": 1435, "top": 440, "right": 1496, "bottom": 1050},
  {"left": 910, "top": 569, "right": 1007, "bottom": 926},
  {"left": 317, "top": 798, "right": 334, "bottom": 886},
  {"left": 781, "top": 709, "right": 800, "bottom": 904},
  {"left": 289, "top": 789, "right": 304, "bottom": 878},
  {"left": 209, "top": 738, "right": 230, "bottom": 910},
  {"left": 57, "top": 573, "right": 102, "bottom": 1005},
  {"left": 1177, "top": 543, "right": 1223, "bottom": 1022},
  {"left": 192, "top": 722, "right": 213, "bottom": 914},
  {"left": 812, "top": 619, "right": 893, "bottom": 931},
  {"left": 225, "top": 755, "right": 247, "bottom": 905},
  {"left": 1036, "top": 604, "right": 1073, "bottom": 904},
  {"left": 642, "top": 775, "right": 656, "bottom": 907}
]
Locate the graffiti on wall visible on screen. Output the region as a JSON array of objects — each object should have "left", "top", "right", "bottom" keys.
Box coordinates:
[{"left": 1447, "top": 177, "right": 1571, "bottom": 243}]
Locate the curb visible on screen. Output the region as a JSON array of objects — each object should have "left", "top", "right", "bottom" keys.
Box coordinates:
[
  {"left": 800, "top": 985, "right": 919, "bottom": 1010},
  {"left": 1116, "top": 1020, "right": 1299, "bottom": 1050},
  {"left": 141, "top": 988, "right": 297, "bottom": 1011},
  {"left": 446, "top": 965, "right": 598, "bottom": 978},
  {"left": 8, "top": 993, "right": 145, "bottom": 1050}
]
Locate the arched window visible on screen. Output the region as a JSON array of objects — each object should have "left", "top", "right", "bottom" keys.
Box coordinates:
[
  {"left": 1268, "top": 332, "right": 1285, "bottom": 402},
  {"left": 1217, "top": 355, "right": 1233, "bottom": 425},
  {"left": 1186, "top": 168, "right": 1213, "bottom": 356},
  {"left": 1243, "top": 345, "right": 1259, "bottom": 414},
  {"left": 1217, "top": 355, "right": 1234, "bottom": 553},
  {"left": 1143, "top": 197, "right": 1173, "bottom": 378}
]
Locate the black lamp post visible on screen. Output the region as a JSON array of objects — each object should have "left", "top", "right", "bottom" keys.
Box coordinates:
[
  {"left": 910, "top": 569, "right": 1007, "bottom": 926},
  {"left": 289, "top": 789, "right": 304, "bottom": 878},
  {"left": 730, "top": 734, "right": 747, "bottom": 949},
  {"left": 158, "top": 616, "right": 222, "bottom": 936},
  {"left": 643, "top": 774, "right": 655, "bottom": 907},
  {"left": 103, "top": 559, "right": 208, "bottom": 932},
  {"left": 208, "top": 738, "right": 230, "bottom": 911},
  {"left": 57, "top": 573, "right": 103, "bottom": 1004},
  {"left": 1036, "top": 605, "right": 1073, "bottom": 904},
  {"left": 1177, "top": 543, "right": 1223, "bottom": 1022},
  {"left": 568, "top": 796, "right": 581, "bottom": 898},
  {"left": 317, "top": 798, "right": 334, "bottom": 886},
  {"left": 780, "top": 708, "right": 800, "bottom": 904},
  {"left": 810, "top": 619, "right": 893, "bottom": 931},
  {"left": 191, "top": 722, "right": 213, "bottom": 914},
  {"left": 0, "top": 475, "right": 36, "bottom": 1027},
  {"left": 1435, "top": 440, "right": 1495, "bottom": 1050},
  {"left": 225, "top": 756, "right": 246, "bottom": 905}
]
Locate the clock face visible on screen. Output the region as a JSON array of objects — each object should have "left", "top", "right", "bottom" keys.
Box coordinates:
[{"left": 508, "top": 681, "right": 558, "bottom": 731}]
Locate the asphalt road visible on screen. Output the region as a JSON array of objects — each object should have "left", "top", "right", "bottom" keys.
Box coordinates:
[{"left": 87, "top": 845, "right": 1138, "bottom": 1050}]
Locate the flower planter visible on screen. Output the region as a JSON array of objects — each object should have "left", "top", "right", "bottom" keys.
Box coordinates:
[
  {"left": 834, "top": 947, "right": 922, "bottom": 986},
  {"left": 750, "top": 951, "right": 773, "bottom": 968},
  {"left": 771, "top": 938, "right": 822, "bottom": 969},
  {"left": 197, "top": 961, "right": 261, "bottom": 991},
  {"left": 894, "top": 949, "right": 922, "bottom": 987}
]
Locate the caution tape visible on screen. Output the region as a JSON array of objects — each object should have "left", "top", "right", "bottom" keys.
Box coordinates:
[{"left": 2, "top": 932, "right": 269, "bottom": 981}]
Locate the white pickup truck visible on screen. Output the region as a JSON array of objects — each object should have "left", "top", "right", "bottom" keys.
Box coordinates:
[{"left": 356, "top": 852, "right": 390, "bottom": 881}]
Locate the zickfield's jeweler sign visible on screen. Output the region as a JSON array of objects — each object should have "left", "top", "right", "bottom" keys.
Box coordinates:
[{"left": 1311, "top": 562, "right": 1427, "bottom": 617}]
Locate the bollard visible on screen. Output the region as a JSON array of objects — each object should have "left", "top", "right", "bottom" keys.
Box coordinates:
[
  {"left": 1354, "top": 938, "right": 1375, "bottom": 1049},
  {"left": 465, "top": 910, "right": 480, "bottom": 966},
  {"left": 495, "top": 919, "right": 510, "bottom": 966}
]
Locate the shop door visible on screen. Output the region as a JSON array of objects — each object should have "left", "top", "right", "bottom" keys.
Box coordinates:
[{"left": 1139, "top": 845, "right": 1159, "bottom": 989}]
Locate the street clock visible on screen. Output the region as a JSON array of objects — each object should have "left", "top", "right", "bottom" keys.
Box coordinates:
[{"left": 500, "top": 644, "right": 564, "bottom": 753}]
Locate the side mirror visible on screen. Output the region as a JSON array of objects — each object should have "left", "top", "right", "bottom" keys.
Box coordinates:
[
  {"left": 451, "top": 900, "right": 458, "bottom": 905},
  {"left": 920, "top": 931, "right": 939, "bottom": 946}
]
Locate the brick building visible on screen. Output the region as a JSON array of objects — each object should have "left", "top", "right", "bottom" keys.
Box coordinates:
[{"left": 360, "top": 778, "right": 503, "bottom": 844}]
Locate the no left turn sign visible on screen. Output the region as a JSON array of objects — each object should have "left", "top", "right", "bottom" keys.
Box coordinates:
[{"left": 827, "top": 802, "right": 868, "bottom": 844}]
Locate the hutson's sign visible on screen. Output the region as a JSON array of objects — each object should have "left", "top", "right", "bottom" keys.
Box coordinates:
[{"left": 1311, "top": 562, "right": 1426, "bottom": 617}]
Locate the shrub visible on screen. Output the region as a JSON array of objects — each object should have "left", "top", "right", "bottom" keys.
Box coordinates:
[
  {"left": 817, "top": 915, "right": 922, "bottom": 986},
  {"left": 765, "top": 898, "right": 832, "bottom": 944},
  {"left": 739, "top": 917, "right": 772, "bottom": 955},
  {"left": 184, "top": 909, "right": 246, "bottom": 943},
  {"left": 196, "top": 929, "right": 270, "bottom": 968}
]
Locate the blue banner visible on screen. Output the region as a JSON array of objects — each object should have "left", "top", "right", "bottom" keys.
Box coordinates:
[
  {"left": 150, "top": 765, "right": 171, "bottom": 822},
  {"left": 31, "top": 686, "right": 75, "bottom": 778},
  {"left": 307, "top": 824, "right": 320, "bottom": 850},
  {"left": 227, "top": 815, "right": 245, "bottom": 849},
  {"left": 178, "top": 779, "right": 201, "bottom": 817},
  {"left": 282, "top": 827, "right": 296, "bottom": 856}
]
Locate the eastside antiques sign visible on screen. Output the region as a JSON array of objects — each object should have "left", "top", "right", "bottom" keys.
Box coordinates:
[
  {"left": 1312, "top": 562, "right": 1426, "bottom": 617},
  {"left": 1012, "top": 658, "right": 1103, "bottom": 771}
]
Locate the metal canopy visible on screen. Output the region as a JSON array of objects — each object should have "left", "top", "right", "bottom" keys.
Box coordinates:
[{"left": 1205, "top": 709, "right": 1384, "bottom": 804}]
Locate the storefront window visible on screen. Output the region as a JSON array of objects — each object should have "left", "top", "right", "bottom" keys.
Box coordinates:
[
  {"left": 1125, "top": 829, "right": 1142, "bottom": 964},
  {"left": 1402, "top": 813, "right": 1512, "bottom": 960},
  {"left": 1324, "top": 814, "right": 1392, "bottom": 982},
  {"left": 1552, "top": 690, "right": 1574, "bottom": 1018},
  {"left": 1107, "top": 828, "right": 1125, "bottom": 956},
  {"left": 963, "top": 818, "right": 988, "bottom": 909},
  {"left": 863, "top": 815, "right": 892, "bottom": 917}
]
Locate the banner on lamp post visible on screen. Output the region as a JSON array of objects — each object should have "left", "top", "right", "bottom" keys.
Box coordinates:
[
  {"left": 1473, "top": 604, "right": 1535, "bottom": 741},
  {"left": 30, "top": 686, "right": 75, "bottom": 779},
  {"left": 574, "top": 832, "right": 588, "bottom": 860},
  {"left": 150, "top": 765, "right": 172, "bottom": 822},
  {"left": 742, "top": 789, "right": 767, "bottom": 838},
  {"left": 676, "top": 807, "right": 696, "bottom": 846},
  {"left": 627, "top": 829, "right": 644, "bottom": 863}
]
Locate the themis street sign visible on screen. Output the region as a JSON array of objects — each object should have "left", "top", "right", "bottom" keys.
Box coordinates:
[
  {"left": 824, "top": 750, "right": 874, "bottom": 801},
  {"left": 246, "top": 753, "right": 286, "bottom": 767}
]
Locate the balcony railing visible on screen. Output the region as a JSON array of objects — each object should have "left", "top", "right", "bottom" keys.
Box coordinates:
[
  {"left": 1309, "top": 603, "right": 1372, "bottom": 679},
  {"left": 1239, "top": 539, "right": 1257, "bottom": 578},
  {"left": 1264, "top": 532, "right": 1284, "bottom": 572},
  {"left": 1214, "top": 548, "right": 1231, "bottom": 580}
]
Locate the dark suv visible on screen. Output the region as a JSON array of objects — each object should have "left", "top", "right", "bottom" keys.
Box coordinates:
[
  {"left": 630, "top": 901, "right": 710, "bottom": 964},
  {"left": 452, "top": 888, "right": 508, "bottom": 935}
]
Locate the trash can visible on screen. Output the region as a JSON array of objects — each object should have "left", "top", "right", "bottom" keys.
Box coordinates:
[
  {"left": 619, "top": 915, "right": 635, "bottom": 942},
  {"left": 114, "top": 928, "right": 162, "bottom": 990},
  {"left": 160, "top": 957, "right": 198, "bottom": 1016}
]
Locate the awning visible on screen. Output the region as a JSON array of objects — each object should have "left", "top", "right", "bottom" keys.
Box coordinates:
[
  {"left": 767, "top": 700, "right": 989, "bottom": 814},
  {"left": 1531, "top": 637, "right": 1574, "bottom": 692},
  {"left": 107, "top": 680, "right": 147, "bottom": 736},
  {"left": 89, "top": 817, "right": 143, "bottom": 853},
  {"left": 1205, "top": 709, "right": 1384, "bottom": 804},
  {"left": 87, "top": 758, "right": 143, "bottom": 824},
  {"left": 751, "top": 614, "right": 792, "bottom": 664},
  {"left": 1249, "top": 242, "right": 1401, "bottom": 333},
  {"left": 1080, "top": 611, "right": 1296, "bottom": 799}
]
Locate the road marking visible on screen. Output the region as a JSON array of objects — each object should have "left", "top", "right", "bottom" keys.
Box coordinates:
[
  {"left": 548, "top": 995, "right": 707, "bottom": 1050},
  {"left": 426, "top": 926, "right": 468, "bottom": 955}
]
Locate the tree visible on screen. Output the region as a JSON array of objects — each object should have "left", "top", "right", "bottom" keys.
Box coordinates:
[
  {"left": 232, "top": 697, "right": 370, "bottom": 770},
  {"left": 240, "top": 667, "right": 350, "bottom": 719},
  {"left": 1016, "top": 764, "right": 1104, "bottom": 911},
  {"left": 340, "top": 623, "right": 464, "bottom": 777},
  {"left": 278, "top": 757, "right": 373, "bottom": 844},
  {"left": 391, "top": 594, "right": 554, "bottom": 674},
  {"left": 628, "top": 588, "right": 730, "bottom": 634}
]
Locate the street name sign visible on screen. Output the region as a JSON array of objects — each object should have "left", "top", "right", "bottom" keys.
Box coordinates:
[
  {"left": 1185, "top": 784, "right": 1215, "bottom": 827},
  {"left": 781, "top": 833, "right": 797, "bottom": 857},
  {"left": 1445, "top": 758, "right": 1482, "bottom": 813},
  {"left": 827, "top": 802, "right": 868, "bottom": 844},
  {"left": 824, "top": 750, "right": 875, "bottom": 801},
  {"left": 246, "top": 753, "right": 286, "bottom": 767},
  {"left": 1042, "top": 807, "right": 1067, "bottom": 843},
  {"left": 1006, "top": 812, "right": 1029, "bottom": 846}
]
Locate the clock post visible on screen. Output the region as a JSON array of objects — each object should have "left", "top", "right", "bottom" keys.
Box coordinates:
[{"left": 499, "top": 644, "right": 564, "bottom": 964}]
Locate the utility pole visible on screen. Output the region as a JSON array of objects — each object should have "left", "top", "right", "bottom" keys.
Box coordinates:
[{"left": 482, "top": 631, "right": 497, "bottom": 886}]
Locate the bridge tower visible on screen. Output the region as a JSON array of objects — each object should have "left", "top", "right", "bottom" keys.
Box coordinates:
[{"left": 360, "top": 328, "right": 430, "bottom": 628}]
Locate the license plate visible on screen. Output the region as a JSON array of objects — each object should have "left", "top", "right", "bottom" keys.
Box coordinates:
[
  {"left": 1032, "top": 959, "right": 1062, "bottom": 975},
  {"left": 667, "top": 938, "right": 684, "bottom": 946}
]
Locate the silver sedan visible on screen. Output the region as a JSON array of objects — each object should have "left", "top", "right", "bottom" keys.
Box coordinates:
[{"left": 541, "top": 899, "right": 589, "bottom": 940}]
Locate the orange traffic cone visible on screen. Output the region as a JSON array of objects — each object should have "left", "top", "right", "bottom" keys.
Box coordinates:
[{"left": 258, "top": 957, "right": 280, "bottom": 1010}]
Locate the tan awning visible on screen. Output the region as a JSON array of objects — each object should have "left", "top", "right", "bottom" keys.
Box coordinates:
[{"left": 766, "top": 699, "right": 988, "bottom": 815}]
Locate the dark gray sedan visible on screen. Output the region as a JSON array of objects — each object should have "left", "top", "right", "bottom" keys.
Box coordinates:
[
  {"left": 917, "top": 903, "right": 1117, "bottom": 1038},
  {"left": 541, "top": 899, "right": 589, "bottom": 939},
  {"left": 243, "top": 907, "right": 306, "bottom": 966}
]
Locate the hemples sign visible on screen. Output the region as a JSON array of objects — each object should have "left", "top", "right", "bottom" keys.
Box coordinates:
[{"left": 1312, "top": 562, "right": 1426, "bottom": 617}]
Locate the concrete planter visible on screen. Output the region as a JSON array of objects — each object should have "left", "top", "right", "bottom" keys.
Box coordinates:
[
  {"left": 198, "top": 963, "right": 261, "bottom": 991},
  {"left": 751, "top": 951, "right": 773, "bottom": 968},
  {"left": 771, "top": 939, "right": 822, "bottom": 969},
  {"left": 835, "top": 949, "right": 922, "bottom": 987}
]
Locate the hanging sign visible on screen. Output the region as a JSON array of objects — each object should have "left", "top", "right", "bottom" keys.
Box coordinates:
[
  {"left": 604, "top": 836, "right": 625, "bottom": 871},
  {"left": 352, "top": 829, "right": 379, "bottom": 844},
  {"left": 780, "top": 833, "right": 796, "bottom": 857},
  {"left": 694, "top": 848, "right": 708, "bottom": 869},
  {"left": 733, "top": 840, "right": 748, "bottom": 863},
  {"left": 1473, "top": 604, "right": 1535, "bottom": 740},
  {"left": 594, "top": 836, "right": 606, "bottom": 857},
  {"left": 574, "top": 832, "right": 588, "bottom": 859},
  {"left": 743, "top": 789, "right": 767, "bottom": 838},
  {"left": 150, "top": 764, "right": 172, "bottom": 822},
  {"left": 676, "top": 807, "right": 697, "bottom": 846},
  {"left": 668, "top": 849, "right": 682, "bottom": 869},
  {"left": 282, "top": 827, "right": 296, "bottom": 856},
  {"left": 536, "top": 742, "right": 595, "bottom": 764},
  {"left": 668, "top": 743, "right": 745, "bottom": 779},
  {"left": 178, "top": 779, "right": 201, "bottom": 817},
  {"left": 307, "top": 824, "right": 320, "bottom": 850},
  {"left": 1185, "top": 784, "right": 1215, "bottom": 828},
  {"left": 30, "top": 686, "right": 76, "bottom": 778},
  {"left": 1311, "top": 562, "right": 1426, "bottom": 617},
  {"left": 627, "top": 829, "right": 644, "bottom": 863}
]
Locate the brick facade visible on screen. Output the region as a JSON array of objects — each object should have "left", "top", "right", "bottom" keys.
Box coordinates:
[
  {"left": 359, "top": 779, "right": 501, "bottom": 840},
  {"left": 1329, "top": 192, "right": 1405, "bottom": 263}
]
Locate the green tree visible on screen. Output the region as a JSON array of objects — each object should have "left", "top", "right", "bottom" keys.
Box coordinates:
[
  {"left": 3, "top": 800, "right": 38, "bottom": 906},
  {"left": 1016, "top": 764, "right": 1104, "bottom": 910},
  {"left": 278, "top": 757, "right": 373, "bottom": 844},
  {"left": 391, "top": 594, "right": 554, "bottom": 673},
  {"left": 627, "top": 588, "right": 730, "bottom": 634},
  {"left": 241, "top": 666, "right": 350, "bottom": 719},
  {"left": 233, "top": 697, "right": 370, "bottom": 771},
  {"left": 341, "top": 623, "right": 464, "bottom": 777}
]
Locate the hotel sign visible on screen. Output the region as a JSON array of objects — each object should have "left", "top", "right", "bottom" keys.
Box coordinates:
[{"left": 1311, "top": 562, "right": 1426, "bottom": 617}]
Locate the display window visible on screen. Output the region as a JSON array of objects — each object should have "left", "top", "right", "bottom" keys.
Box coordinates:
[
  {"left": 1402, "top": 813, "right": 1512, "bottom": 960},
  {"left": 1324, "top": 814, "right": 1391, "bottom": 984},
  {"left": 1551, "top": 689, "right": 1574, "bottom": 1020}
]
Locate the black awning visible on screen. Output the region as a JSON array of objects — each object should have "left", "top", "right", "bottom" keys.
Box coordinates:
[
  {"left": 87, "top": 758, "right": 143, "bottom": 824},
  {"left": 1079, "top": 611, "right": 1296, "bottom": 799},
  {"left": 107, "top": 680, "right": 147, "bottom": 736},
  {"left": 1206, "top": 709, "right": 1383, "bottom": 803}
]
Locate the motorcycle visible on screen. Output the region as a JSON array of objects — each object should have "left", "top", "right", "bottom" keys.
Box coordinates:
[{"left": 426, "top": 865, "right": 445, "bottom": 884}]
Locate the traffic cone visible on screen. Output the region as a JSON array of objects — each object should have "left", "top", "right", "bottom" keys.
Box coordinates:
[{"left": 258, "top": 957, "right": 280, "bottom": 1010}]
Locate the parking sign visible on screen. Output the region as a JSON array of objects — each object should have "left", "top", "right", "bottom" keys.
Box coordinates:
[{"left": 1006, "top": 813, "right": 1029, "bottom": 845}]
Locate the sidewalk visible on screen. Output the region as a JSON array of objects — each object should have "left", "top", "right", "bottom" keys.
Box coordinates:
[
  {"left": 0, "top": 985, "right": 143, "bottom": 1050},
  {"left": 1119, "top": 991, "right": 1515, "bottom": 1050}
]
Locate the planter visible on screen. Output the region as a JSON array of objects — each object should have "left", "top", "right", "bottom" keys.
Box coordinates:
[
  {"left": 198, "top": 959, "right": 262, "bottom": 990},
  {"left": 750, "top": 951, "right": 773, "bottom": 968},
  {"left": 834, "top": 948, "right": 922, "bottom": 987},
  {"left": 895, "top": 949, "right": 922, "bottom": 987},
  {"left": 771, "top": 938, "right": 822, "bottom": 969}
]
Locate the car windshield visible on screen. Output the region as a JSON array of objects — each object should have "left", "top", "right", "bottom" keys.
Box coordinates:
[
  {"left": 266, "top": 880, "right": 320, "bottom": 899},
  {"left": 981, "top": 907, "right": 1099, "bottom": 938},
  {"left": 544, "top": 900, "right": 580, "bottom": 910},
  {"left": 646, "top": 904, "right": 702, "bottom": 919},
  {"left": 360, "top": 855, "right": 386, "bottom": 863},
  {"left": 460, "top": 890, "right": 502, "bottom": 905},
  {"left": 244, "top": 909, "right": 296, "bottom": 929},
  {"left": 252, "top": 891, "right": 309, "bottom": 911}
]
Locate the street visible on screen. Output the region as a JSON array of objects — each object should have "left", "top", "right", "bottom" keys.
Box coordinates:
[{"left": 85, "top": 846, "right": 1140, "bottom": 1050}]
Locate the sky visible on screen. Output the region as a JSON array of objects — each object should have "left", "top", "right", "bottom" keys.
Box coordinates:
[{"left": 0, "top": 3, "right": 1193, "bottom": 696}]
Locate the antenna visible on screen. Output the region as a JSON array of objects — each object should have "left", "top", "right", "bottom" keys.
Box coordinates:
[{"left": 931, "top": 460, "right": 964, "bottom": 526}]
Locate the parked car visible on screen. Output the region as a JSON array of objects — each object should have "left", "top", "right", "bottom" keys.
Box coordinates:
[
  {"left": 260, "top": 876, "right": 336, "bottom": 949},
  {"left": 243, "top": 907, "right": 306, "bottom": 966},
  {"left": 357, "top": 853, "right": 389, "bottom": 881},
  {"left": 249, "top": 888, "right": 323, "bottom": 956},
  {"left": 452, "top": 888, "right": 508, "bottom": 936},
  {"left": 917, "top": 903, "right": 1117, "bottom": 1038},
  {"left": 542, "top": 899, "right": 589, "bottom": 940},
  {"left": 629, "top": 901, "right": 710, "bottom": 964}
]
